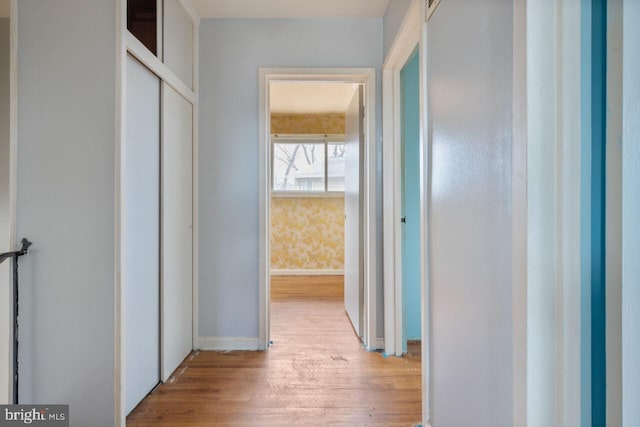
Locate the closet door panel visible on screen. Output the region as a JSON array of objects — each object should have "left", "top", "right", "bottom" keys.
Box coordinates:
[
  {"left": 161, "top": 82, "right": 193, "bottom": 381},
  {"left": 124, "top": 54, "right": 161, "bottom": 414}
]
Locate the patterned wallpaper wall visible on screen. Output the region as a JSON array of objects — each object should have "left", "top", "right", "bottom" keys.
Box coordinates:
[
  {"left": 270, "top": 113, "right": 345, "bottom": 272},
  {"left": 271, "top": 197, "right": 344, "bottom": 271}
]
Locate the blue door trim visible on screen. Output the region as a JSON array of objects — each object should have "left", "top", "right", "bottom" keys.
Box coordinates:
[
  {"left": 582, "top": 0, "right": 607, "bottom": 425},
  {"left": 590, "top": 0, "right": 607, "bottom": 425}
]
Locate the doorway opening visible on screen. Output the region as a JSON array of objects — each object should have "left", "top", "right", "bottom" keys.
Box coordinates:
[
  {"left": 258, "top": 69, "right": 378, "bottom": 351},
  {"left": 381, "top": 40, "right": 423, "bottom": 406},
  {"left": 381, "top": 0, "right": 425, "bottom": 420},
  {"left": 399, "top": 48, "right": 422, "bottom": 357},
  {"left": 268, "top": 81, "right": 360, "bottom": 348}
]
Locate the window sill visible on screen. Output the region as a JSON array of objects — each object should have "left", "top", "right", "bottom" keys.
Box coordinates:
[{"left": 270, "top": 192, "right": 344, "bottom": 199}]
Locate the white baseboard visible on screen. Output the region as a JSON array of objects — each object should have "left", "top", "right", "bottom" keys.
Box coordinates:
[
  {"left": 270, "top": 269, "right": 344, "bottom": 276},
  {"left": 197, "top": 336, "right": 260, "bottom": 351}
]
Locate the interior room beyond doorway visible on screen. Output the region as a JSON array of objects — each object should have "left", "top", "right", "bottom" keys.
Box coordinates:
[{"left": 268, "top": 81, "right": 362, "bottom": 342}]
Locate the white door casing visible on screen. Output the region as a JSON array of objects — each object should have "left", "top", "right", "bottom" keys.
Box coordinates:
[
  {"left": 0, "top": 14, "right": 11, "bottom": 405},
  {"left": 381, "top": 0, "right": 422, "bottom": 358},
  {"left": 258, "top": 68, "right": 377, "bottom": 351}
]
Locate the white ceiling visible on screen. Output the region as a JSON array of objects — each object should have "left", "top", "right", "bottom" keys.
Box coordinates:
[
  {"left": 0, "top": 0, "right": 9, "bottom": 18},
  {"left": 190, "top": 0, "right": 390, "bottom": 19},
  {"left": 270, "top": 82, "right": 359, "bottom": 114},
  {"left": 0, "top": 0, "right": 391, "bottom": 21}
]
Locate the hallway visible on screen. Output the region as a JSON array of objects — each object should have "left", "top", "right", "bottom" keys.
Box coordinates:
[{"left": 126, "top": 276, "right": 421, "bottom": 426}]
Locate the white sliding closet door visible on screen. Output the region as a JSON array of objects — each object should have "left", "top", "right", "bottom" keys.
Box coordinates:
[
  {"left": 161, "top": 83, "right": 193, "bottom": 381},
  {"left": 125, "top": 55, "right": 161, "bottom": 414}
]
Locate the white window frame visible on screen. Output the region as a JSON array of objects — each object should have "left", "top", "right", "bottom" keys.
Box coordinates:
[{"left": 270, "top": 133, "right": 345, "bottom": 197}]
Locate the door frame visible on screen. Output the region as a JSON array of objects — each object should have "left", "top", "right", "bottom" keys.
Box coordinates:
[
  {"left": 381, "top": 0, "right": 429, "bottom": 423},
  {"left": 381, "top": 0, "right": 421, "bottom": 359},
  {"left": 1, "top": 0, "right": 18, "bottom": 404},
  {"left": 258, "top": 68, "right": 377, "bottom": 351}
]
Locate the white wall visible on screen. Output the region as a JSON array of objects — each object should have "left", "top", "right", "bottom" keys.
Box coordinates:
[
  {"left": 426, "top": 0, "right": 513, "bottom": 425},
  {"left": 382, "top": 0, "right": 412, "bottom": 60},
  {"left": 622, "top": 1, "right": 640, "bottom": 424},
  {"left": 198, "top": 18, "right": 383, "bottom": 342},
  {"left": 16, "top": 1, "right": 115, "bottom": 425},
  {"left": 0, "top": 16, "right": 10, "bottom": 405}
]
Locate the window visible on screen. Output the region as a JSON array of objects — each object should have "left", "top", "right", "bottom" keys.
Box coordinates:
[
  {"left": 272, "top": 135, "right": 345, "bottom": 193},
  {"left": 128, "top": 0, "right": 158, "bottom": 55}
]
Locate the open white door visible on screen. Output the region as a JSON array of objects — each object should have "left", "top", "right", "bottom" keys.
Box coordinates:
[
  {"left": 344, "top": 86, "right": 364, "bottom": 337},
  {"left": 125, "top": 55, "right": 161, "bottom": 414}
]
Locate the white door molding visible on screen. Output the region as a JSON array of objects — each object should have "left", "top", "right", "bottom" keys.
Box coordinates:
[
  {"left": 382, "top": 0, "right": 421, "bottom": 359},
  {"left": 382, "top": 1, "right": 429, "bottom": 425},
  {"left": 621, "top": 0, "right": 640, "bottom": 423},
  {"left": 1, "top": 0, "right": 18, "bottom": 404},
  {"left": 418, "top": 4, "right": 432, "bottom": 425},
  {"left": 525, "top": 1, "right": 583, "bottom": 425},
  {"left": 258, "top": 68, "right": 377, "bottom": 351}
]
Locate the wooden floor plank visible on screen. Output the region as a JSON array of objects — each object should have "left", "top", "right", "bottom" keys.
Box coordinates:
[{"left": 127, "top": 276, "right": 422, "bottom": 426}]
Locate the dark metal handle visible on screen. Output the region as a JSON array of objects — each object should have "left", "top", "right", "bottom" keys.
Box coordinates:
[
  {"left": 400, "top": 216, "right": 406, "bottom": 224},
  {"left": 0, "top": 238, "right": 32, "bottom": 264}
]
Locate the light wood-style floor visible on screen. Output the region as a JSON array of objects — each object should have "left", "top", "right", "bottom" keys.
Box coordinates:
[{"left": 127, "top": 276, "right": 421, "bottom": 426}]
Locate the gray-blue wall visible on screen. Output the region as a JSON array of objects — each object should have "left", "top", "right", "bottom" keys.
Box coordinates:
[
  {"left": 382, "top": 0, "right": 413, "bottom": 60},
  {"left": 427, "top": 0, "right": 513, "bottom": 424},
  {"left": 198, "top": 18, "right": 383, "bottom": 341},
  {"left": 16, "top": 1, "right": 115, "bottom": 425}
]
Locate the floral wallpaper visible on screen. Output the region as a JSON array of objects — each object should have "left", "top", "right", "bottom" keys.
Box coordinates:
[
  {"left": 270, "top": 113, "right": 346, "bottom": 271},
  {"left": 271, "top": 113, "right": 345, "bottom": 134},
  {"left": 271, "top": 197, "right": 344, "bottom": 270}
]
